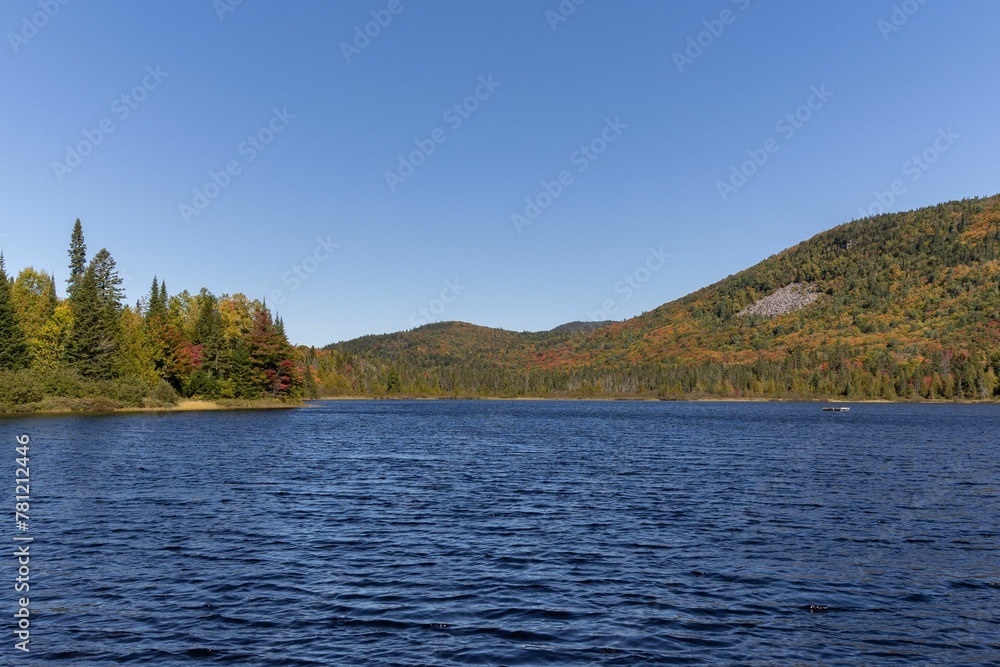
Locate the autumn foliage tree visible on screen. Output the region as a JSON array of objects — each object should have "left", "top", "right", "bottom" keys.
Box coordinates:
[
  {"left": 0, "top": 219, "right": 306, "bottom": 410},
  {"left": 0, "top": 255, "right": 30, "bottom": 371}
]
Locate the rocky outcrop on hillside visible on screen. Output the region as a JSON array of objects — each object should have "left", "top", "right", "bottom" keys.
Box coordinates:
[{"left": 737, "top": 283, "right": 821, "bottom": 318}]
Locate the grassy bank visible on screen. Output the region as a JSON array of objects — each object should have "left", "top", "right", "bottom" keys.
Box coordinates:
[
  {"left": 0, "top": 367, "right": 304, "bottom": 416},
  {"left": 0, "top": 396, "right": 301, "bottom": 416},
  {"left": 5, "top": 392, "right": 994, "bottom": 416}
]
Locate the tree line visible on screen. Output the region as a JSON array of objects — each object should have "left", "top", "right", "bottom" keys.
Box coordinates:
[
  {"left": 300, "top": 342, "right": 1000, "bottom": 401},
  {"left": 0, "top": 220, "right": 306, "bottom": 411}
]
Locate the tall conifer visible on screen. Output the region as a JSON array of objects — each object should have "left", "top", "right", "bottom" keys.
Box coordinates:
[
  {"left": 66, "top": 265, "right": 114, "bottom": 379},
  {"left": 66, "top": 219, "right": 87, "bottom": 301},
  {"left": 91, "top": 248, "right": 125, "bottom": 315},
  {"left": 147, "top": 277, "right": 162, "bottom": 318}
]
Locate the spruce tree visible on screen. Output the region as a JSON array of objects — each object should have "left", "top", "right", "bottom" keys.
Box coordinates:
[
  {"left": 229, "top": 340, "right": 257, "bottom": 398},
  {"left": 66, "top": 219, "right": 87, "bottom": 301},
  {"left": 193, "top": 288, "right": 222, "bottom": 375},
  {"left": 302, "top": 358, "right": 318, "bottom": 398},
  {"left": 147, "top": 277, "right": 163, "bottom": 319},
  {"left": 90, "top": 248, "right": 125, "bottom": 315},
  {"left": 0, "top": 255, "right": 30, "bottom": 370},
  {"left": 66, "top": 265, "right": 114, "bottom": 379}
]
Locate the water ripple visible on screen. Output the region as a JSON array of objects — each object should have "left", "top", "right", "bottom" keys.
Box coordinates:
[{"left": 7, "top": 400, "right": 1000, "bottom": 665}]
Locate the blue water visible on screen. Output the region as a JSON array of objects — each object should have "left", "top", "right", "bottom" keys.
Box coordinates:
[{"left": 4, "top": 400, "right": 999, "bottom": 665}]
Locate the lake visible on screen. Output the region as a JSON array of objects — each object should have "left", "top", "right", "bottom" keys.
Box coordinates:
[{"left": 5, "top": 400, "right": 999, "bottom": 665}]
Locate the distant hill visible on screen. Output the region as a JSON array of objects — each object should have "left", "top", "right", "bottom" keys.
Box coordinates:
[{"left": 311, "top": 194, "right": 1000, "bottom": 400}]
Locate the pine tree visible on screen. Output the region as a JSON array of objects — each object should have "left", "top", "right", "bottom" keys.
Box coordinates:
[
  {"left": 0, "top": 255, "right": 30, "bottom": 370},
  {"left": 66, "top": 219, "right": 87, "bottom": 301}
]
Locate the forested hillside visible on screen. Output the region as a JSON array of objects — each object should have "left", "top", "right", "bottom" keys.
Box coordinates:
[
  {"left": 0, "top": 220, "right": 304, "bottom": 412},
  {"left": 10, "top": 195, "right": 998, "bottom": 410},
  {"left": 311, "top": 194, "right": 1000, "bottom": 400}
]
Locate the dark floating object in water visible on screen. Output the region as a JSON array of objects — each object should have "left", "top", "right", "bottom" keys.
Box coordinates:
[
  {"left": 822, "top": 406, "right": 851, "bottom": 412},
  {"left": 185, "top": 648, "right": 216, "bottom": 657},
  {"left": 804, "top": 604, "right": 831, "bottom": 613}
]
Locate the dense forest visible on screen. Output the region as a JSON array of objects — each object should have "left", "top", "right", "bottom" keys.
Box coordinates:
[
  {"left": 7, "top": 196, "right": 1000, "bottom": 410},
  {"left": 0, "top": 220, "right": 307, "bottom": 412},
  {"left": 309, "top": 194, "right": 1000, "bottom": 401}
]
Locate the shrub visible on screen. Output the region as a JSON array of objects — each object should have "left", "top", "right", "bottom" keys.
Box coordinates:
[
  {"left": 146, "top": 379, "right": 179, "bottom": 408},
  {"left": 100, "top": 377, "right": 149, "bottom": 407},
  {"left": 184, "top": 370, "right": 218, "bottom": 398},
  {"left": 0, "top": 371, "right": 44, "bottom": 406},
  {"left": 216, "top": 378, "right": 236, "bottom": 399},
  {"left": 37, "top": 366, "right": 89, "bottom": 398},
  {"left": 34, "top": 396, "right": 121, "bottom": 412}
]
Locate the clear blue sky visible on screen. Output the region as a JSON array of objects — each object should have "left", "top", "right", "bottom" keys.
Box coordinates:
[{"left": 2, "top": 0, "right": 998, "bottom": 346}]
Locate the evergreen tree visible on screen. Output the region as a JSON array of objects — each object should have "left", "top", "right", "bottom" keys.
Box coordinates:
[
  {"left": 229, "top": 340, "right": 257, "bottom": 398},
  {"left": 91, "top": 249, "right": 125, "bottom": 315},
  {"left": 66, "top": 265, "right": 115, "bottom": 379},
  {"left": 0, "top": 255, "right": 30, "bottom": 370},
  {"left": 193, "top": 288, "right": 223, "bottom": 376},
  {"left": 143, "top": 277, "right": 172, "bottom": 381},
  {"left": 302, "top": 356, "right": 318, "bottom": 399},
  {"left": 66, "top": 219, "right": 87, "bottom": 301},
  {"left": 147, "top": 277, "right": 165, "bottom": 319}
]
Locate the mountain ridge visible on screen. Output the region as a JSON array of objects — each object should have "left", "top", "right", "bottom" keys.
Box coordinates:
[{"left": 309, "top": 193, "right": 1000, "bottom": 400}]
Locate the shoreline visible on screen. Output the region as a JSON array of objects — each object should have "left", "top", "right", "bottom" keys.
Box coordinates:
[
  {"left": 4, "top": 394, "right": 997, "bottom": 418},
  {"left": 119, "top": 400, "right": 302, "bottom": 413},
  {"left": 0, "top": 399, "right": 302, "bottom": 419},
  {"left": 309, "top": 394, "right": 996, "bottom": 405}
]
